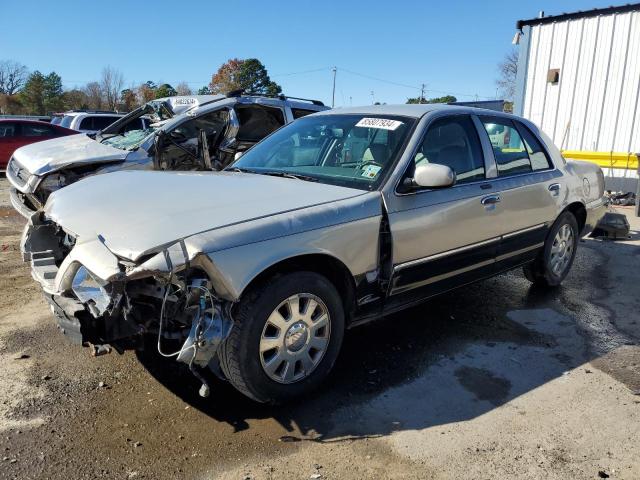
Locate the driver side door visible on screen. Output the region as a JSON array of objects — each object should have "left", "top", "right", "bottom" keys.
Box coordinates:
[{"left": 385, "top": 113, "right": 503, "bottom": 308}]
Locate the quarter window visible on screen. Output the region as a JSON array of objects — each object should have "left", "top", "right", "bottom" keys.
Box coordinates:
[
  {"left": 413, "top": 115, "right": 485, "bottom": 184},
  {"left": 480, "top": 117, "right": 532, "bottom": 176},
  {"left": 291, "top": 108, "right": 316, "bottom": 119}
]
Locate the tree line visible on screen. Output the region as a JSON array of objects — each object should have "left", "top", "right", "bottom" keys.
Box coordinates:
[{"left": 0, "top": 58, "right": 282, "bottom": 115}]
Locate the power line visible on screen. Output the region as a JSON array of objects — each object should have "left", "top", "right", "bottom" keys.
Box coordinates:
[{"left": 271, "top": 67, "right": 331, "bottom": 77}]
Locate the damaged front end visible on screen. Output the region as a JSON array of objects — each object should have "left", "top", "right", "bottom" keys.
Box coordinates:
[{"left": 21, "top": 213, "right": 233, "bottom": 397}]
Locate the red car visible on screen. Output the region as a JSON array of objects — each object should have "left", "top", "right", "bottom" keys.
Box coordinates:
[{"left": 0, "top": 119, "right": 77, "bottom": 171}]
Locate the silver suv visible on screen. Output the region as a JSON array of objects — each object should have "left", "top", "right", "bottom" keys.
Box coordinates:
[
  {"left": 7, "top": 93, "right": 328, "bottom": 218},
  {"left": 58, "top": 111, "right": 129, "bottom": 133},
  {"left": 20, "top": 104, "right": 606, "bottom": 403}
]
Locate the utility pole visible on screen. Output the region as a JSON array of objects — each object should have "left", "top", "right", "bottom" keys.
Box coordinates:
[
  {"left": 370, "top": 91, "right": 375, "bottom": 104},
  {"left": 331, "top": 67, "right": 337, "bottom": 108},
  {"left": 420, "top": 83, "right": 426, "bottom": 104}
]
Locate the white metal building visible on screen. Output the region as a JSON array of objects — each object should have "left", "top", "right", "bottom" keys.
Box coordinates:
[{"left": 514, "top": 4, "right": 640, "bottom": 192}]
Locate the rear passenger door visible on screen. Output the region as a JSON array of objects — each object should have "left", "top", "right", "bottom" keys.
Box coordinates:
[
  {"left": 386, "top": 114, "right": 503, "bottom": 305},
  {"left": 477, "top": 116, "right": 561, "bottom": 270}
]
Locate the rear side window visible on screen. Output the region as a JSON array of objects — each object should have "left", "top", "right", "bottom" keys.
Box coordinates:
[
  {"left": 235, "top": 105, "right": 285, "bottom": 142},
  {"left": 92, "top": 116, "right": 120, "bottom": 130},
  {"left": 413, "top": 115, "right": 485, "bottom": 184},
  {"left": 0, "top": 123, "right": 18, "bottom": 137},
  {"left": 515, "top": 122, "right": 553, "bottom": 171},
  {"left": 480, "top": 117, "right": 531, "bottom": 176},
  {"left": 23, "top": 123, "right": 55, "bottom": 136},
  {"left": 79, "top": 117, "right": 93, "bottom": 130},
  {"left": 291, "top": 108, "right": 316, "bottom": 119}
]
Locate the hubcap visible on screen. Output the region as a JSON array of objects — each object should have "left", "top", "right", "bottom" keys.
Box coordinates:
[
  {"left": 259, "top": 293, "right": 331, "bottom": 384},
  {"left": 550, "top": 224, "right": 574, "bottom": 276}
]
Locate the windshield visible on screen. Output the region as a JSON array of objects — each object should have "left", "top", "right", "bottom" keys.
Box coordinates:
[
  {"left": 101, "top": 126, "right": 157, "bottom": 151},
  {"left": 230, "top": 114, "right": 415, "bottom": 190},
  {"left": 60, "top": 115, "right": 74, "bottom": 129}
]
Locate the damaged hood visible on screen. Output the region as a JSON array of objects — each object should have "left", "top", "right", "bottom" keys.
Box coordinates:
[
  {"left": 45, "top": 170, "right": 369, "bottom": 261},
  {"left": 13, "top": 134, "right": 129, "bottom": 176}
]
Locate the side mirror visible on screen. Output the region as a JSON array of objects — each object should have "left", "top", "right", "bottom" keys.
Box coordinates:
[{"left": 412, "top": 163, "right": 456, "bottom": 189}]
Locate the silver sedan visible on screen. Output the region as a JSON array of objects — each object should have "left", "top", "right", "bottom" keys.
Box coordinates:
[{"left": 21, "top": 104, "right": 606, "bottom": 403}]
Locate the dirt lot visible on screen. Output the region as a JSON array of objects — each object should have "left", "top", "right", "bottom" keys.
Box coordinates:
[{"left": 1, "top": 177, "right": 639, "bottom": 480}]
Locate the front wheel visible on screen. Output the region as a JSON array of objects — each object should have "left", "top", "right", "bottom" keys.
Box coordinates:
[
  {"left": 218, "top": 271, "right": 345, "bottom": 404},
  {"left": 523, "top": 211, "right": 579, "bottom": 287}
]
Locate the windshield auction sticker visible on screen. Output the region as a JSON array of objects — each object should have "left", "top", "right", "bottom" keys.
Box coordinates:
[{"left": 355, "top": 118, "right": 403, "bottom": 130}]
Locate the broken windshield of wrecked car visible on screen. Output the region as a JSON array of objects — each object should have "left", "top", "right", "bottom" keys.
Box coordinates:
[
  {"left": 101, "top": 127, "right": 157, "bottom": 151},
  {"left": 229, "top": 114, "right": 415, "bottom": 190}
]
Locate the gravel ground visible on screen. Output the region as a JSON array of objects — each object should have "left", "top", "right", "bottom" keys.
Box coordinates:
[{"left": 0, "top": 176, "right": 639, "bottom": 480}]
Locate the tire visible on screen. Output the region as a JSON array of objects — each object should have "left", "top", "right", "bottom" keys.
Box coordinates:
[
  {"left": 218, "top": 271, "right": 345, "bottom": 404},
  {"left": 523, "top": 211, "right": 579, "bottom": 287}
]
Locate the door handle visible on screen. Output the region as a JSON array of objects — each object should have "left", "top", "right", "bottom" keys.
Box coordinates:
[
  {"left": 481, "top": 194, "right": 501, "bottom": 205},
  {"left": 548, "top": 183, "right": 561, "bottom": 196}
]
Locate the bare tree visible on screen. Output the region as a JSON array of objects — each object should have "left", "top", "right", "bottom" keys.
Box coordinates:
[
  {"left": 0, "top": 60, "right": 29, "bottom": 95},
  {"left": 83, "top": 81, "right": 103, "bottom": 110},
  {"left": 100, "top": 66, "right": 124, "bottom": 111},
  {"left": 175, "top": 81, "right": 192, "bottom": 96},
  {"left": 496, "top": 49, "right": 519, "bottom": 100}
]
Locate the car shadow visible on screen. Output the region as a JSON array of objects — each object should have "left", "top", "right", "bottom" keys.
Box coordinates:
[{"left": 134, "top": 231, "right": 640, "bottom": 442}]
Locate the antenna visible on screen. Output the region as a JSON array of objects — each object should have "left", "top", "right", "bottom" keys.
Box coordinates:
[{"left": 331, "top": 67, "right": 337, "bottom": 108}]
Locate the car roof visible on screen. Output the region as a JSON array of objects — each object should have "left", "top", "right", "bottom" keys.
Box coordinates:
[
  {"left": 63, "top": 112, "right": 125, "bottom": 117},
  {"left": 0, "top": 118, "right": 53, "bottom": 124},
  {"left": 314, "top": 103, "right": 513, "bottom": 119}
]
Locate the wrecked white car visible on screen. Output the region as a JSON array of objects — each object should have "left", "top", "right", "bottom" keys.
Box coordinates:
[
  {"left": 7, "top": 92, "right": 328, "bottom": 218},
  {"left": 21, "top": 105, "right": 606, "bottom": 403}
]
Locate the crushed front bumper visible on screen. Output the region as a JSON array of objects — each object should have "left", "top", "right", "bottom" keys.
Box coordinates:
[{"left": 10, "top": 187, "right": 38, "bottom": 219}]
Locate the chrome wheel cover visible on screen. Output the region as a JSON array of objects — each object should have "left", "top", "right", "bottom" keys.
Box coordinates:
[
  {"left": 550, "top": 223, "right": 574, "bottom": 276},
  {"left": 259, "top": 293, "right": 331, "bottom": 384}
]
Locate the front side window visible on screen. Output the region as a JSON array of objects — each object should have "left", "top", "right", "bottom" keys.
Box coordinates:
[
  {"left": 480, "top": 117, "right": 532, "bottom": 176},
  {"left": 231, "top": 114, "right": 416, "bottom": 190},
  {"left": 157, "top": 109, "right": 229, "bottom": 169},
  {"left": 413, "top": 115, "right": 485, "bottom": 184}
]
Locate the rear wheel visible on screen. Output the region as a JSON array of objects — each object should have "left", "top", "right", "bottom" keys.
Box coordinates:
[
  {"left": 219, "top": 271, "right": 345, "bottom": 404},
  {"left": 523, "top": 211, "right": 579, "bottom": 287}
]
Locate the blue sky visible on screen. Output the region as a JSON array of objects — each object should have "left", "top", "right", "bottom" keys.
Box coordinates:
[{"left": 1, "top": 0, "right": 618, "bottom": 106}]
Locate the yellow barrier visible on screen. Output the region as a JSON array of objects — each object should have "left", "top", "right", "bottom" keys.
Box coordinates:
[{"left": 561, "top": 151, "right": 638, "bottom": 170}]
